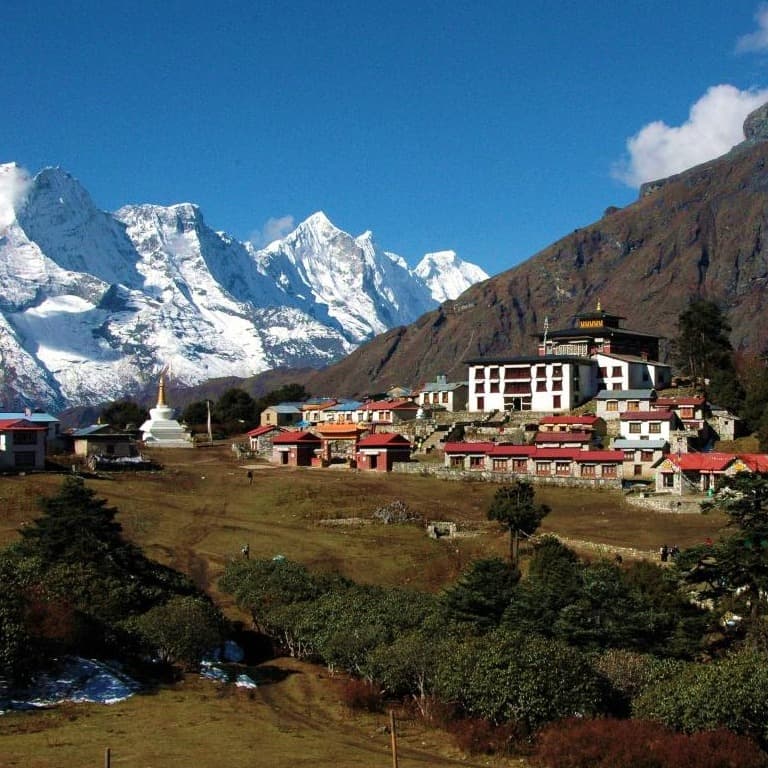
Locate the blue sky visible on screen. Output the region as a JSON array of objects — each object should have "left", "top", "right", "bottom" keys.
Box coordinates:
[{"left": 4, "top": 1, "right": 768, "bottom": 277}]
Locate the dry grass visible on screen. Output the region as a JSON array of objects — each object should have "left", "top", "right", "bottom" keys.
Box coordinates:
[{"left": 0, "top": 448, "right": 728, "bottom": 766}]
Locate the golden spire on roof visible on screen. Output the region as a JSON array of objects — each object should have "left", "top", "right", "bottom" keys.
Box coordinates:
[{"left": 596, "top": 298, "right": 602, "bottom": 312}]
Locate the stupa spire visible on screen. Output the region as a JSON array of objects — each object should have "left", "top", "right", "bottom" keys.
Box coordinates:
[{"left": 157, "top": 373, "right": 167, "bottom": 407}]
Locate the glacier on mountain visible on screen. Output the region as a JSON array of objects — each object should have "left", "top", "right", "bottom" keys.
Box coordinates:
[{"left": 0, "top": 164, "right": 488, "bottom": 409}]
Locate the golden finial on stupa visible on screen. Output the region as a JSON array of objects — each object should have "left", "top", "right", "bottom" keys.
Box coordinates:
[
  {"left": 596, "top": 298, "right": 602, "bottom": 312},
  {"left": 157, "top": 373, "right": 167, "bottom": 407}
]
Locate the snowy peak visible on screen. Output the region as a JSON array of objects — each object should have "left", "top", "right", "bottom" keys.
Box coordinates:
[
  {"left": 415, "top": 250, "right": 489, "bottom": 303},
  {"left": 0, "top": 168, "right": 488, "bottom": 410}
]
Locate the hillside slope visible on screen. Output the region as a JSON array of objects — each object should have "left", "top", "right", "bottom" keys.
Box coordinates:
[{"left": 305, "top": 126, "right": 768, "bottom": 397}]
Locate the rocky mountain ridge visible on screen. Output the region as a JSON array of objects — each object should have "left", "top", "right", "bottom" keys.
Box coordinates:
[{"left": 301, "top": 106, "right": 768, "bottom": 398}]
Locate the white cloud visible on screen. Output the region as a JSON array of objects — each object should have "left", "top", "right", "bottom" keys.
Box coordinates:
[
  {"left": 248, "top": 215, "right": 295, "bottom": 247},
  {"left": 0, "top": 163, "right": 32, "bottom": 230},
  {"left": 612, "top": 85, "right": 768, "bottom": 188},
  {"left": 736, "top": 3, "right": 768, "bottom": 53}
]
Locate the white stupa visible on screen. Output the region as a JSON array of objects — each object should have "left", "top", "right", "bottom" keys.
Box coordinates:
[{"left": 139, "top": 375, "right": 193, "bottom": 447}]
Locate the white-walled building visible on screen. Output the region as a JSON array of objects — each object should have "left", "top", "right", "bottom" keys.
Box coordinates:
[
  {"left": 466, "top": 356, "right": 596, "bottom": 413},
  {"left": 595, "top": 389, "right": 656, "bottom": 419}
]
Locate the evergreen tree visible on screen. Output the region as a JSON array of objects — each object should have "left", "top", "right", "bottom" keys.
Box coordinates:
[
  {"left": 100, "top": 399, "right": 148, "bottom": 430},
  {"left": 672, "top": 299, "right": 734, "bottom": 383},
  {"left": 19, "top": 476, "right": 124, "bottom": 564},
  {"left": 487, "top": 481, "right": 550, "bottom": 566}
]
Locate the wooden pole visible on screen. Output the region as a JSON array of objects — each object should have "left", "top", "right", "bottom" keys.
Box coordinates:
[
  {"left": 389, "top": 710, "right": 399, "bottom": 768},
  {"left": 104, "top": 747, "right": 111, "bottom": 768}
]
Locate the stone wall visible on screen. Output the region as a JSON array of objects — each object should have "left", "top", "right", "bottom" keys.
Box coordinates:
[
  {"left": 625, "top": 493, "right": 704, "bottom": 514},
  {"left": 393, "top": 462, "right": 622, "bottom": 490}
]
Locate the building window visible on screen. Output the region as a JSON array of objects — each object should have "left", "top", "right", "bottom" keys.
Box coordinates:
[
  {"left": 649, "top": 422, "right": 661, "bottom": 434},
  {"left": 612, "top": 383, "right": 622, "bottom": 390},
  {"left": 536, "top": 381, "right": 547, "bottom": 392},
  {"left": 599, "top": 367, "right": 607, "bottom": 378},
  {"left": 442, "top": 392, "right": 449, "bottom": 403},
  {"left": 489, "top": 382, "right": 499, "bottom": 393},
  {"left": 581, "top": 464, "right": 596, "bottom": 477},
  {"left": 477, "top": 397, "right": 485, "bottom": 410},
  {"left": 634, "top": 464, "right": 642, "bottom": 476},
  {"left": 602, "top": 464, "right": 617, "bottom": 477},
  {"left": 551, "top": 380, "right": 562, "bottom": 393},
  {"left": 536, "top": 461, "right": 551, "bottom": 475},
  {"left": 469, "top": 456, "right": 484, "bottom": 470},
  {"left": 555, "top": 461, "right": 570, "bottom": 475},
  {"left": 492, "top": 458, "right": 507, "bottom": 472},
  {"left": 512, "top": 459, "right": 527, "bottom": 473},
  {"left": 450, "top": 456, "right": 463, "bottom": 468},
  {"left": 13, "top": 431, "right": 37, "bottom": 445},
  {"left": 612, "top": 366, "right": 622, "bottom": 376},
  {"left": 629, "top": 422, "right": 641, "bottom": 434},
  {"left": 606, "top": 400, "right": 618, "bottom": 412},
  {"left": 475, "top": 382, "right": 485, "bottom": 393},
  {"left": 552, "top": 365, "right": 562, "bottom": 377},
  {"left": 553, "top": 395, "right": 561, "bottom": 409},
  {"left": 623, "top": 450, "right": 635, "bottom": 461},
  {"left": 14, "top": 451, "right": 36, "bottom": 468},
  {"left": 663, "top": 473, "right": 674, "bottom": 488},
  {"left": 680, "top": 407, "right": 693, "bottom": 419},
  {"left": 488, "top": 367, "right": 499, "bottom": 379},
  {"left": 627, "top": 401, "right": 639, "bottom": 411},
  {"left": 641, "top": 450, "right": 654, "bottom": 462}
]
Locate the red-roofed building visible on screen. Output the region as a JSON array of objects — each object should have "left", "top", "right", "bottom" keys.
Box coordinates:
[
  {"left": 534, "top": 431, "right": 596, "bottom": 450},
  {"left": 442, "top": 441, "right": 623, "bottom": 486},
  {"left": 652, "top": 395, "right": 708, "bottom": 434},
  {"left": 619, "top": 410, "right": 678, "bottom": 442},
  {"left": 355, "top": 433, "right": 412, "bottom": 471},
  {"left": 537, "top": 414, "right": 607, "bottom": 437},
  {"left": 0, "top": 418, "right": 48, "bottom": 469},
  {"left": 270, "top": 431, "right": 322, "bottom": 467},
  {"left": 247, "top": 424, "right": 286, "bottom": 454},
  {"left": 356, "top": 399, "right": 420, "bottom": 426},
  {"left": 652, "top": 451, "right": 766, "bottom": 494}
]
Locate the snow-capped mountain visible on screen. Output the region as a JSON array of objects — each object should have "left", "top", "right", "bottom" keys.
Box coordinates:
[
  {"left": 0, "top": 164, "right": 488, "bottom": 409},
  {"left": 414, "top": 250, "right": 489, "bottom": 304}
]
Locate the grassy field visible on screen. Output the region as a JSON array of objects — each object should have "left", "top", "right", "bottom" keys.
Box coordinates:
[{"left": 0, "top": 447, "right": 729, "bottom": 766}]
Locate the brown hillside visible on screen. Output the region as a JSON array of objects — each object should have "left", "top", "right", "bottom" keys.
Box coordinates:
[{"left": 305, "top": 136, "right": 768, "bottom": 398}]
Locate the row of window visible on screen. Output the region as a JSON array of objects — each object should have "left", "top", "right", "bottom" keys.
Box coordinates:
[
  {"left": 474, "top": 364, "right": 565, "bottom": 380},
  {"left": 451, "top": 455, "right": 617, "bottom": 478}
]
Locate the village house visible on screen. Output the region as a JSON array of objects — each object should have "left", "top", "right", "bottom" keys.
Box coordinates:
[
  {"left": 537, "top": 414, "right": 607, "bottom": 439},
  {"left": 356, "top": 399, "right": 420, "bottom": 426},
  {"left": 466, "top": 304, "right": 668, "bottom": 414},
  {"left": 0, "top": 418, "right": 48, "bottom": 470},
  {"left": 619, "top": 410, "right": 677, "bottom": 443},
  {"left": 63, "top": 424, "right": 137, "bottom": 458},
  {"left": 414, "top": 375, "right": 469, "bottom": 412},
  {"left": 0, "top": 411, "right": 61, "bottom": 452},
  {"left": 442, "top": 442, "right": 623, "bottom": 487},
  {"left": 298, "top": 399, "right": 338, "bottom": 426},
  {"left": 594, "top": 389, "right": 657, "bottom": 420},
  {"left": 246, "top": 424, "right": 286, "bottom": 455},
  {"left": 613, "top": 438, "right": 667, "bottom": 481},
  {"left": 260, "top": 403, "right": 303, "bottom": 428},
  {"left": 354, "top": 433, "right": 412, "bottom": 471},
  {"left": 653, "top": 452, "right": 768, "bottom": 495},
  {"left": 533, "top": 431, "right": 597, "bottom": 450},
  {"left": 270, "top": 431, "right": 322, "bottom": 466},
  {"left": 320, "top": 400, "right": 363, "bottom": 424},
  {"left": 651, "top": 396, "right": 708, "bottom": 433}
]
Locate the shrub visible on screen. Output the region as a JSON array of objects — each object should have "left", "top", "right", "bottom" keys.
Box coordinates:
[
  {"left": 446, "top": 716, "right": 524, "bottom": 756},
  {"left": 339, "top": 678, "right": 383, "bottom": 712},
  {"left": 532, "top": 718, "right": 768, "bottom": 768}
]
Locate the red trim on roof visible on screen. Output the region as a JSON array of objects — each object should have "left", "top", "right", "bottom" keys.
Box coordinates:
[
  {"left": 668, "top": 453, "right": 735, "bottom": 471},
  {"left": 271, "top": 431, "right": 321, "bottom": 444},
  {"left": 487, "top": 444, "right": 533, "bottom": 456},
  {"left": 359, "top": 399, "right": 418, "bottom": 411},
  {"left": 654, "top": 397, "right": 705, "bottom": 407},
  {"left": 0, "top": 419, "right": 47, "bottom": 431},
  {"left": 247, "top": 425, "right": 285, "bottom": 437}
]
